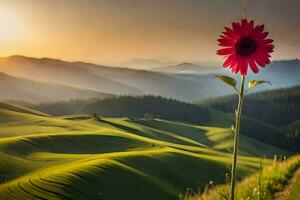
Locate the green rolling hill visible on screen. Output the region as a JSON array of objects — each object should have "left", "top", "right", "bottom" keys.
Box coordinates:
[
  {"left": 31, "top": 94, "right": 298, "bottom": 154},
  {"left": 0, "top": 102, "right": 290, "bottom": 200}
]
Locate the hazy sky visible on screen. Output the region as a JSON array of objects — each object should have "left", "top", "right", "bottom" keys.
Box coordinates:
[{"left": 0, "top": 0, "right": 299, "bottom": 64}]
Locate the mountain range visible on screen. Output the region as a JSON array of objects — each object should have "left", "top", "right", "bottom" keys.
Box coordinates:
[
  {"left": 152, "top": 62, "right": 219, "bottom": 74},
  {"left": 113, "top": 58, "right": 178, "bottom": 69},
  {"left": 0, "top": 55, "right": 299, "bottom": 103},
  {"left": 0, "top": 72, "right": 111, "bottom": 103}
]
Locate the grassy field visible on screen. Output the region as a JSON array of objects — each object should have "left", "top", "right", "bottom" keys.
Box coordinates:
[
  {"left": 185, "top": 155, "right": 300, "bottom": 200},
  {"left": 286, "top": 168, "right": 300, "bottom": 200},
  {"left": 0, "top": 102, "right": 291, "bottom": 200}
]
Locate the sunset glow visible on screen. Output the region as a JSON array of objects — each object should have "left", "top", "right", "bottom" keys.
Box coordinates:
[
  {"left": 0, "top": 0, "right": 299, "bottom": 65},
  {"left": 0, "top": 1, "right": 299, "bottom": 200},
  {"left": 0, "top": 5, "right": 22, "bottom": 43}
]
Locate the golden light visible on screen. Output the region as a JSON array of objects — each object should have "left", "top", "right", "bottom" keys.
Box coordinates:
[{"left": 0, "top": 5, "right": 23, "bottom": 43}]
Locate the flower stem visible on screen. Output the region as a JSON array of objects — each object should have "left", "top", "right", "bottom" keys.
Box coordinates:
[{"left": 230, "top": 75, "right": 246, "bottom": 200}]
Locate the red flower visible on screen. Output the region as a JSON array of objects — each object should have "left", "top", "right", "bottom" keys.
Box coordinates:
[{"left": 217, "top": 19, "right": 274, "bottom": 76}]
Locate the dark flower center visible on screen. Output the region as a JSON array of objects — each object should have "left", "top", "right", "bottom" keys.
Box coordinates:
[{"left": 235, "top": 37, "right": 257, "bottom": 57}]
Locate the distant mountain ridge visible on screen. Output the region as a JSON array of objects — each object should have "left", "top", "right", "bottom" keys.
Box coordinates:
[
  {"left": 153, "top": 62, "right": 219, "bottom": 74},
  {"left": 0, "top": 56, "right": 202, "bottom": 101},
  {"left": 0, "top": 72, "right": 112, "bottom": 103},
  {"left": 115, "top": 58, "right": 178, "bottom": 69},
  {"left": 0, "top": 55, "right": 144, "bottom": 96},
  {"left": 0, "top": 55, "right": 299, "bottom": 102}
]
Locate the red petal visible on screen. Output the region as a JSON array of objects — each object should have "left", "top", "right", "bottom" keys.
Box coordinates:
[
  {"left": 223, "top": 27, "right": 237, "bottom": 39},
  {"left": 249, "top": 59, "right": 259, "bottom": 73},
  {"left": 223, "top": 55, "right": 234, "bottom": 67},
  {"left": 264, "top": 57, "right": 271, "bottom": 64},
  {"left": 217, "top": 48, "right": 234, "bottom": 55},
  {"left": 241, "top": 19, "right": 252, "bottom": 35},
  {"left": 231, "top": 62, "right": 239, "bottom": 74},
  {"left": 255, "top": 55, "right": 267, "bottom": 67},
  {"left": 262, "top": 39, "right": 274, "bottom": 44},
  {"left": 232, "top": 22, "right": 243, "bottom": 36},
  {"left": 241, "top": 19, "right": 248, "bottom": 29},
  {"left": 261, "top": 32, "right": 269, "bottom": 39},
  {"left": 259, "top": 45, "right": 274, "bottom": 53},
  {"left": 239, "top": 58, "right": 248, "bottom": 76},
  {"left": 249, "top": 20, "right": 254, "bottom": 30},
  {"left": 251, "top": 25, "right": 265, "bottom": 38},
  {"left": 218, "top": 38, "right": 235, "bottom": 46},
  {"left": 256, "top": 25, "right": 265, "bottom": 33}
]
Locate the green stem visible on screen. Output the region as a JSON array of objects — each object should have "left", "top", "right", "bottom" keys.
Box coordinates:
[
  {"left": 258, "top": 159, "right": 263, "bottom": 200},
  {"left": 230, "top": 75, "right": 246, "bottom": 200}
]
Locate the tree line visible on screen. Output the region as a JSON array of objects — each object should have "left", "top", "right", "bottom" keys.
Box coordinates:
[
  {"left": 199, "top": 86, "right": 300, "bottom": 152},
  {"left": 32, "top": 95, "right": 211, "bottom": 124}
]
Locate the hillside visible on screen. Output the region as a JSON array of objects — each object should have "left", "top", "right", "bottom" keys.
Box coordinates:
[
  {"left": 0, "top": 101, "right": 49, "bottom": 117},
  {"left": 186, "top": 155, "right": 300, "bottom": 200},
  {"left": 157, "top": 59, "right": 300, "bottom": 87},
  {"left": 0, "top": 72, "right": 112, "bottom": 103},
  {"left": 1, "top": 55, "right": 299, "bottom": 102},
  {"left": 0, "top": 56, "right": 143, "bottom": 96},
  {"left": 116, "top": 58, "right": 177, "bottom": 69},
  {"left": 31, "top": 96, "right": 210, "bottom": 123},
  {"left": 0, "top": 102, "right": 290, "bottom": 200},
  {"left": 198, "top": 86, "right": 300, "bottom": 127},
  {"left": 197, "top": 86, "right": 300, "bottom": 152},
  {"left": 32, "top": 95, "right": 296, "bottom": 153},
  {"left": 153, "top": 62, "right": 219, "bottom": 74},
  {"left": 0, "top": 56, "right": 202, "bottom": 102},
  {"left": 172, "top": 59, "right": 300, "bottom": 99}
]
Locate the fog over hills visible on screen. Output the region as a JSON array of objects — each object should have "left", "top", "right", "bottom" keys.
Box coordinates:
[
  {"left": 153, "top": 62, "right": 219, "bottom": 74},
  {"left": 0, "top": 72, "right": 111, "bottom": 103},
  {"left": 0, "top": 56, "right": 202, "bottom": 101},
  {"left": 172, "top": 59, "right": 300, "bottom": 99},
  {"left": 113, "top": 58, "right": 178, "bottom": 69},
  {"left": 0, "top": 56, "right": 143, "bottom": 96},
  {"left": 0, "top": 55, "right": 299, "bottom": 103}
]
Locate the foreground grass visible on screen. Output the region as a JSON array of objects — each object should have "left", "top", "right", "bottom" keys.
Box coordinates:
[
  {"left": 185, "top": 155, "right": 300, "bottom": 200},
  {"left": 286, "top": 168, "right": 300, "bottom": 200}
]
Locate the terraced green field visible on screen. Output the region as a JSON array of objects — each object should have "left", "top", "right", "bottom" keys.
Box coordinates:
[{"left": 0, "top": 102, "right": 290, "bottom": 200}]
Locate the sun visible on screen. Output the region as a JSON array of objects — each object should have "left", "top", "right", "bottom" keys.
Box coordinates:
[{"left": 0, "top": 5, "right": 23, "bottom": 43}]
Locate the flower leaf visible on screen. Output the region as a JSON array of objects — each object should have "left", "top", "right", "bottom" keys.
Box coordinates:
[
  {"left": 214, "top": 75, "right": 237, "bottom": 89},
  {"left": 248, "top": 80, "right": 271, "bottom": 89}
]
